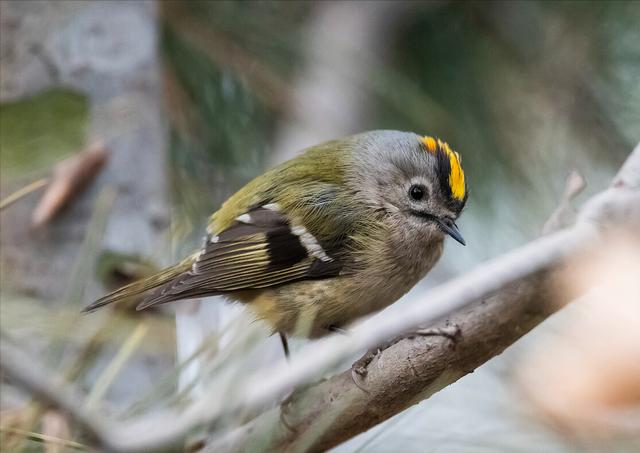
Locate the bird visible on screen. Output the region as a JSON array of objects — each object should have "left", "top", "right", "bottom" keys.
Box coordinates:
[{"left": 83, "top": 130, "right": 468, "bottom": 353}]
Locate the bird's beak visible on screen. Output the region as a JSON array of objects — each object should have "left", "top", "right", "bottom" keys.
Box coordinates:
[{"left": 438, "top": 218, "right": 466, "bottom": 246}]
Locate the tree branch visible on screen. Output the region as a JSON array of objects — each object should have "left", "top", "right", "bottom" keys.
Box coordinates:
[
  {"left": 0, "top": 338, "right": 115, "bottom": 450},
  {"left": 201, "top": 144, "right": 640, "bottom": 452}
]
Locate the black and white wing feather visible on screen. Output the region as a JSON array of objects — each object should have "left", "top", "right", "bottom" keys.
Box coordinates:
[{"left": 136, "top": 205, "right": 344, "bottom": 309}]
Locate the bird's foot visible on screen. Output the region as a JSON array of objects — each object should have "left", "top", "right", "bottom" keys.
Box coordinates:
[
  {"left": 351, "top": 350, "right": 377, "bottom": 393},
  {"left": 350, "top": 337, "right": 403, "bottom": 392},
  {"left": 279, "top": 331, "right": 290, "bottom": 359},
  {"left": 328, "top": 325, "right": 349, "bottom": 335},
  {"left": 412, "top": 322, "right": 461, "bottom": 342},
  {"left": 349, "top": 322, "right": 461, "bottom": 392}
]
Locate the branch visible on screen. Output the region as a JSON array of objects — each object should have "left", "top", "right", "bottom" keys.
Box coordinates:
[
  {"left": 0, "top": 339, "right": 115, "bottom": 450},
  {"left": 200, "top": 144, "right": 640, "bottom": 452}
]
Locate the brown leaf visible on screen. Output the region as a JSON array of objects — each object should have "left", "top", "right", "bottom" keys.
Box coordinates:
[{"left": 31, "top": 142, "right": 109, "bottom": 228}]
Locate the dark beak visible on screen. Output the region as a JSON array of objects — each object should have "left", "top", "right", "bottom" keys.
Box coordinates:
[{"left": 438, "top": 218, "right": 466, "bottom": 246}]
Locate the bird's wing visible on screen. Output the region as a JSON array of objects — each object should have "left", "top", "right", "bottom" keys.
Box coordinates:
[{"left": 136, "top": 203, "right": 346, "bottom": 309}]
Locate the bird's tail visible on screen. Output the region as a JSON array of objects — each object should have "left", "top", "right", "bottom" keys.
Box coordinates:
[{"left": 82, "top": 253, "right": 197, "bottom": 313}]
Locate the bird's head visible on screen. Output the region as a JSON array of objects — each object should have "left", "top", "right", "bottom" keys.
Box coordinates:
[{"left": 348, "top": 130, "right": 468, "bottom": 246}]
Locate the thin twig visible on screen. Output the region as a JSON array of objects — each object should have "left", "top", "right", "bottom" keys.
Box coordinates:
[
  {"left": 0, "top": 178, "right": 49, "bottom": 211},
  {"left": 84, "top": 322, "right": 149, "bottom": 410},
  {"left": 0, "top": 426, "right": 87, "bottom": 450},
  {"left": 543, "top": 170, "right": 586, "bottom": 234},
  {"left": 0, "top": 339, "right": 117, "bottom": 451}
]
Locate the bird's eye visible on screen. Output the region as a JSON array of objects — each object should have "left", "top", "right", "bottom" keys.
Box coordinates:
[{"left": 409, "top": 184, "right": 427, "bottom": 201}]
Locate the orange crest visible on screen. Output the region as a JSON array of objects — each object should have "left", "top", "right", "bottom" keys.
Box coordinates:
[{"left": 420, "top": 135, "right": 466, "bottom": 201}]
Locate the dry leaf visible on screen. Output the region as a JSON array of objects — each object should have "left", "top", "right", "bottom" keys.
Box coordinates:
[{"left": 31, "top": 142, "right": 109, "bottom": 228}]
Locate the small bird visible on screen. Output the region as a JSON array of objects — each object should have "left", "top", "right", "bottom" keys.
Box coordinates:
[{"left": 84, "top": 130, "right": 467, "bottom": 351}]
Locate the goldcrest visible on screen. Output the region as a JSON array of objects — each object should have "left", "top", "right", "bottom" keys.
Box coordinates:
[{"left": 84, "top": 130, "right": 468, "bottom": 344}]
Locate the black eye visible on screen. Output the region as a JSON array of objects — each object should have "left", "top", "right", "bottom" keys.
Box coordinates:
[{"left": 409, "top": 184, "right": 426, "bottom": 201}]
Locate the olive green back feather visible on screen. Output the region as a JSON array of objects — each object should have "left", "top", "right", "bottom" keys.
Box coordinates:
[
  {"left": 84, "top": 138, "right": 365, "bottom": 312},
  {"left": 208, "top": 139, "right": 352, "bottom": 235}
]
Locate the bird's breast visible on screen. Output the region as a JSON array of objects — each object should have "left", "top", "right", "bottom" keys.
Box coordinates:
[{"left": 236, "top": 234, "right": 445, "bottom": 338}]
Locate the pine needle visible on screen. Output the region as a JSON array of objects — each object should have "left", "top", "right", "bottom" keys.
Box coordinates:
[
  {"left": 0, "top": 426, "right": 86, "bottom": 450},
  {"left": 0, "top": 177, "right": 49, "bottom": 210},
  {"left": 84, "top": 321, "right": 150, "bottom": 410}
]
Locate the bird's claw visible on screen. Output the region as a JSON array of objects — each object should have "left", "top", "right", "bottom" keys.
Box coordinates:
[
  {"left": 350, "top": 368, "right": 369, "bottom": 393},
  {"left": 350, "top": 344, "right": 391, "bottom": 393},
  {"left": 348, "top": 323, "right": 461, "bottom": 393},
  {"left": 414, "top": 322, "right": 461, "bottom": 342},
  {"left": 351, "top": 348, "right": 377, "bottom": 375},
  {"left": 350, "top": 350, "right": 376, "bottom": 393}
]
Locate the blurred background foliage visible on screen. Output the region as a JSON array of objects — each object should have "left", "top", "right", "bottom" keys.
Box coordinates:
[
  {"left": 161, "top": 0, "right": 308, "bottom": 250},
  {"left": 1, "top": 0, "right": 639, "bottom": 451},
  {"left": 162, "top": 0, "right": 638, "bottom": 263},
  {"left": 0, "top": 90, "right": 88, "bottom": 182}
]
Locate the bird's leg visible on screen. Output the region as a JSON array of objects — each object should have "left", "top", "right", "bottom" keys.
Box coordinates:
[
  {"left": 326, "top": 325, "right": 377, "bottom": 392},
  {"left": 328, "top": 325, "right": 348, "bottom": 335},
  {"left": 413, "top": 322, "right": 461, "bottom": 341},
  {"left": 279, "top": 326, "right": 347, "bottom": 362},
  {"left": 350, "top": 337, "right": 401, "bottom": 392},
  {"left": 279, "top": 331, "right": 290, "bottom": 359}
]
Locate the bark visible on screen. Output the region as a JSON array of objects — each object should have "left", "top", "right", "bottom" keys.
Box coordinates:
[{"left": 208, "top": 274, "right": 556, "bottom": 453}]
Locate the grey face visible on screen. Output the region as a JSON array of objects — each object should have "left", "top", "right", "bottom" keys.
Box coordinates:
[{"left": 348, "top": 130, "right": 466, "bottom": 245}]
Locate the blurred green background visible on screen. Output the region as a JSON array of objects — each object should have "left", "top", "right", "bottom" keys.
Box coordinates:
[
  {"left": 1, "top": 1, "right": 638, "bottom": 451},
  {"left": 163, "top": 0, "right": 638, "bottom": 263}
]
